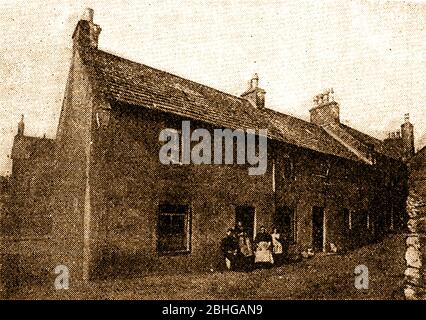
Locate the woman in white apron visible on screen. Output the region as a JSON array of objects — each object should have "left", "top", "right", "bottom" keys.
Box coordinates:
[
  {"left": 254, "top": 226, "right": 274, "bottom": 268},
  {"left": 271, "top": 227, "right": 283, "bottom": 266}
]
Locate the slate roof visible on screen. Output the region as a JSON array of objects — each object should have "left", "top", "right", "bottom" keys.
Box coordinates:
[
  {"left": 339, "top": 124, "right": 403, "bottom": 160},
  {"left": 78, "top": 44, "right": 402, "bottom": 164},
  {"left": 11, "top": 135, "right": 55, "bottom": 160},
  {"left": 259, "top": 108, "right": 358, "bottom": 160}
]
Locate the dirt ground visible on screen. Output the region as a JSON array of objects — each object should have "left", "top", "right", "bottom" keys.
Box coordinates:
[{"left": 10, "top": 233, "right": 406, "bottom": 300}]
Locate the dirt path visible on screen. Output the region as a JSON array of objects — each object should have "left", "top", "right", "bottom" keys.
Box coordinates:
[{"left": 12, "top": 233, "right": 406, "bottom": 300}]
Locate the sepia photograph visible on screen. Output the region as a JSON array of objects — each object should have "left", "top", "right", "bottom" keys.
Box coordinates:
[{"left": 0, "top": 0, "right": 426, "bottom": 306}]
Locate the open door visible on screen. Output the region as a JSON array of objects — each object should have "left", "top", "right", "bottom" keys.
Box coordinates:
[
  {"left": 274, "top": 206, "right": 295, "bottom": 244},
  {"left": 235, "top": 206, "right": 255, "bottom": 239},
  {"left": 312, "top": 206, "right": 324, "bottom": 252}
]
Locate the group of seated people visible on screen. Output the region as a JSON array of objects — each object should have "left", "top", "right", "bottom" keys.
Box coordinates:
[{"left": 221, "top": 221, "right": 286, "bottom": 271}]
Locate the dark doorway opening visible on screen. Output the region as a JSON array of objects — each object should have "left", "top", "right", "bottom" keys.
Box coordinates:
[
  {"left": 235, "top": 206, "right": 255, "bottom": 239},
  {"left": 274, "top": 206, "right": 295, "bottom": 244},
  {"left": 312, "top": 206, "right": 324, "bottom": 252}
]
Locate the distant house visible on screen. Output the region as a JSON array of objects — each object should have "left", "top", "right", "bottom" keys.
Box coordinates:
[
  {"left": 9, "top": 115, "right": 54, "bottom": 236},
  {"left": 0, "top": 117, "right": 54, "bottom": 292},
  {"left": 0, "top": 175, "right": 10, "bottom": 216},
  {"left": 39, "top": 9, "right": 414, "bottom": 282}
]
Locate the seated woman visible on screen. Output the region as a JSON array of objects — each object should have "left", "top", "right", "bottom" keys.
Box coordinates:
[
  {"left": 254, "top": 226, "right": 274, "bottom": 268},
  {"left": 221, "top": 228, "right": 238, "bottom": 271}
]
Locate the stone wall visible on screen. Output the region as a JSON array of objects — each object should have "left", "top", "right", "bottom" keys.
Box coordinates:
[
  {"left": 404, "top": 191, "right": 426, "bottom": 299},
  {"left": 404, "top": 147, "right": 426, "bottom": 299}
]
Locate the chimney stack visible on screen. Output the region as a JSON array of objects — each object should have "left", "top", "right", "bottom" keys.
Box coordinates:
[
  {"left": 241, "top": 73, "right": 266, "bottom": 109},
  {"left": 72, "top": 8, "right": 102, "bottom": 49},
  {"left": 310, "top": 88, "right": 340, "bottom": 126},
  {"left": 401, "top": 113, "right": 415, "bottom": 159}
]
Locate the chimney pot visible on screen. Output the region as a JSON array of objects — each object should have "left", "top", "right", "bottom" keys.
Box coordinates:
[
  {"left": 17, "top": 114, "right": 24, "bottom": 136},
  {"left": 73, "top": 8, "right": 101, "bottom": 48},
  {"left": 251, "top": 73, "right": 259, "bottom": 89},
  {"left": 82, "top": 8, "right": 94, "bottom": 22},
  {"left": 405, "top": 113, "right": 410, "bottom": 123},
  {"left": 241, "top": 73, "right": 265, "bottom": 109},
  {"left": 329, "top": 88, "right": 335, "bottom": 102},
  {"left": 401, "top": 113, "right": 415, "bottom": 159}
]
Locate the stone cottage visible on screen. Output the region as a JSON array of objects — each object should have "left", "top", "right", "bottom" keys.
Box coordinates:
[{"left": 42, "top": 9, "right": 412, "bottom": 282}]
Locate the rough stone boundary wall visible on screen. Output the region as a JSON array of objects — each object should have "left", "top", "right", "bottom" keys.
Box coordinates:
[{"left": 405, "top": 190, "right": 426, "bottom": 299}]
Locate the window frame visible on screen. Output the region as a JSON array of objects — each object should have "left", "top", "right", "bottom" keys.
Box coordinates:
[
  {"left": 157, "top": 203, "right": 192, "bottom": 255},
  {"left": 283, "top": 157, "right": 294, "bottom": 180},
  {"left": 342, "top": 208, "right": 351, "bottom": 232}
]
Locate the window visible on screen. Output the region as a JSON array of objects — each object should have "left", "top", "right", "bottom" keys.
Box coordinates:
[
  {"left": 359, "top": 211, "right": 368, "bottom": 232},
  {"left": 320, "top": 161, "right": 331, "bottom": 177},
  {"left": 157, "top": 204, "right": 191, "bottom": 254},
  {"left": 276, "top": 156, "right": 294, "bottom": 184},
  {"left": 311, "top": 160, "right": 331, "bottom": 178},
  {"left": 366, "top": 212, "right": 370, "bottom": 230}
]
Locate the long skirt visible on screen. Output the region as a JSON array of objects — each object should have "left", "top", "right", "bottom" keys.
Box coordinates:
[
  {"left": 224, "top": 253, "right": 236, "bottom": 270},
  {"left": 273, "top": 240, "right": 283, "bottom": 255},
  {"left": 254, "top": 241, "right": 274, "bottom": 264}
]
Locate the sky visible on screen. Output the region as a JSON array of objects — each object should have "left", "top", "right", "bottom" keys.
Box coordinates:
[{"left": 0, "top": 0, "right": 426, "bottom": 175}]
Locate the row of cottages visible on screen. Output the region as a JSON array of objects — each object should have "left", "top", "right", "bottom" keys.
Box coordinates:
[{"left": 15, "top": 10, "right": 412, "bottom": 282}]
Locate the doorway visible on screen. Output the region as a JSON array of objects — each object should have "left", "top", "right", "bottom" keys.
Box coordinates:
[
  {"left": 312, "top": 206, "right": 324, "bottom": 252},
  {"left": 274, "top": 206, "right": 295, "bottom": 244},
  {"left": 235, "top": 206, "right": 255, "bottom": 239}
]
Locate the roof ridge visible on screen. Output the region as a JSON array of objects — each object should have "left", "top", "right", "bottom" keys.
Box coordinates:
[
  {"left": 322, "top": 124, "right": 373, "bottom": 164},
  {"left": 261, "top": 107, "right": 322, "bottom": 128},
  {"left": 88, "top": 48, "right": 332, "bottom": 133}
]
